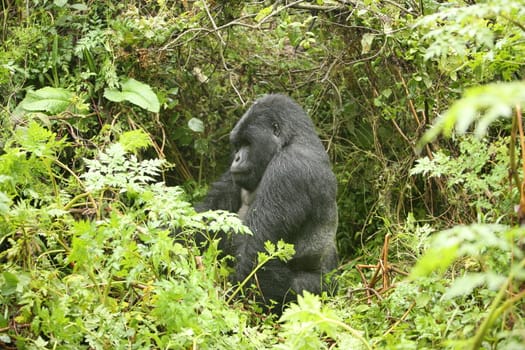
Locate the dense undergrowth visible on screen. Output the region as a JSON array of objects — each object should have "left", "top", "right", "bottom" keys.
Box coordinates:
[{"left": 1, "top": 0, "right": 525, "bottom": 349}]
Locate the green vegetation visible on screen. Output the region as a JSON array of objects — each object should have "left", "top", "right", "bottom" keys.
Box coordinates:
[{"left": 1, "top": 0, "right": 524, "bottom": 348}]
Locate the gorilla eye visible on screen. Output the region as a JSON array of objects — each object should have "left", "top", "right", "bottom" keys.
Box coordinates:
[{"left": 272, "top": 122, "right": 280, "bottom": 136}]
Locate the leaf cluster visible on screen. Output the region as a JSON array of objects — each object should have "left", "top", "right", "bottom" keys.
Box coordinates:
[
  {"left": 0, "top": 124, "right": 269, "bottom": 348},
  {"left": 412, "top": 136, "right": 515, "bottom": 222}
]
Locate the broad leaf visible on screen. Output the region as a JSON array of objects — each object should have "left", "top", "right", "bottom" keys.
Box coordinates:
[
  {"left": 18, "top": 87, "right": 75, "bottom": 114},
  {"left": 104, "top": 78, "right": 160, "bottom": 113}
]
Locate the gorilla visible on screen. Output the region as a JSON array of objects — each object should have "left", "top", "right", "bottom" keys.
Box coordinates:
[{"left": 196, "top": 94, "right": 338, "bottom": 312}]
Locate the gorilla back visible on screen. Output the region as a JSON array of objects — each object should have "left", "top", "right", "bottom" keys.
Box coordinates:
[{"left": 196, "top": 94, "right": 338, "bottom": 312}]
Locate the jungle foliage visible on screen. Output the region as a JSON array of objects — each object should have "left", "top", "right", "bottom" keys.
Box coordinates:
[{"left": 1, "top": 0, "right": 525, "bottom": 349}]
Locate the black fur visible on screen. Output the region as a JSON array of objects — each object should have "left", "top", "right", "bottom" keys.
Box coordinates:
[{"left": 196, "top": 94, "right": 338, "bottom": 312}]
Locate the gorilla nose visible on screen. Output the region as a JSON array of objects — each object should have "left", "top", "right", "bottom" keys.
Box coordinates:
[{"left": 231, "top": 159, "right": 241, "bottom": 172}]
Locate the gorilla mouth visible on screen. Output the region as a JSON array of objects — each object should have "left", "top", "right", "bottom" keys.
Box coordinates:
[
  {"left": 231, "top": 170, "right": 246, "bottom": 179},
  {"left": 231, "top": 169, "right": 250, "bottom": 179},
  {"left": 231, "top": 171, "right": 258, "bottom": 191}
]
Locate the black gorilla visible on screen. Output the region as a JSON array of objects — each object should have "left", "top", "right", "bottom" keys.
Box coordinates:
[{"left": 196, "top": 94, "right": 338, "bottom": 311}]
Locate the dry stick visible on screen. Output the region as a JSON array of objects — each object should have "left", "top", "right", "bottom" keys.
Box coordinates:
[
  {"left": 356, "top": 234, "right": 399, "bottom": 303},
  {"left": 356, "top": 264, "right": 373, "bottom": 302},
  {"left": 517, "top": 104, "right": 525, "bottom": 181},
  {"left": 509, "top": 112, "right": 521, "bottom": 204},
  {"left": 381, "top": 233, "right": 391, "bottom": 289},
  {"left": 395, "top": 67, "right": 421, "bottom": 127},
  {"left": 515, "top": 104, "right": 525, "bottom": 224},
  {"left": 368, "top": 233, "right": 391, "bottom": 291},
  {"left": 350, "top": 287, "right": 385, "bottom": 303}
]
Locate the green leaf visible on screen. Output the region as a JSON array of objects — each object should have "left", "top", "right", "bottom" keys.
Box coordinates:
[
  {"left": 104, "top": 78, "right": 160, "bottom": 113},
  {"left": 14, "top": 121, "right": 65, "bottom": 157},
  {"left": 361, "top": 33, "right": 375, "bottom": 54},
  {"left": 409, "top": 244, "right": 459, "bottom": 278},
  {"left": 18, "top": 87, "right": 75, "bottom": 114},
  {"left": 442, "top": 273, "right": 506, "bottom": 300},
  {"left": 417, "top": 82, "right": 525, "bottom": 151},
  {"left": 70, "top": 3, "right": 88, "bottom": 11},
  {"left": 1, "top": 272, "right": 18, "bottom": 296},
  {"left": 188, "top": 118, "right": 204, "bottom": 133},
  {"left": 119, "top": 129, "right": 152, "bottom": 152},
  {"left": 0, "top": 191, "right": 11, "bottom": 214},
  {"left": 255, "top": 5, "right": 273, "bottom": 22}
]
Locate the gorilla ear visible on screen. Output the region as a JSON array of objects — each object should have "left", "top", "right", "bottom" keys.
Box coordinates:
[{"left": 272, "top": 122, "right": 280, "bottom": 137}]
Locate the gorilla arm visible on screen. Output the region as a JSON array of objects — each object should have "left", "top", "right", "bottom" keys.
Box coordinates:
[
  {"left": 194, "top": 170, "right": 242, "bottom": 213},
  {"left": 193, "top": 170, "right": 243, "bottom": 251}
]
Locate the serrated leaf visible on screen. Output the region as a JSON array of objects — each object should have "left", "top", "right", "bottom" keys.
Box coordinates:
[
  {"left": 104, "top": 78, "right": 160, "bottom": 113},
  {"left": 443, "top": 273, "right": 485, "bottom": 300},
  {"left": 188, "top": 118, "right": 204, "bottom": 133},
  {"left": 119, "top": 129, "right": 152, "bottom": 152},
  {"left": 417, "top": 82, "right": 525, "bottom": 152}
]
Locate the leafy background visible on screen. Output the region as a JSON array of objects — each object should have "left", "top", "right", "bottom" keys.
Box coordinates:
[{"left": 1, "top": 0, "right": 525, "bottom": 349}]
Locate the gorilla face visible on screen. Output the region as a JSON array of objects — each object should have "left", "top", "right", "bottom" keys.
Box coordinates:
[{"left": 229, "top": 105, "right": 282, "bottom": 191}]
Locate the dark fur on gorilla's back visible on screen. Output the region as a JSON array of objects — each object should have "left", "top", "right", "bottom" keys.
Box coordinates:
[{"left": 196, "top": 94, "right": 338, "bottom": 312}]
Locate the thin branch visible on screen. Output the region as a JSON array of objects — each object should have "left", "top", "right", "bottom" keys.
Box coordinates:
[
  {"left": 259, "top": 0, "right": 305, "bottom": 26},
  {"left": 290, "top": 3, "right": 343, "bottom": 11},
  {"left": 380, "top": 301, "right": 416, "bottom": 339},
  {"left": 382, "top": 0, "right": 418, "bottom": 16},
  {"left": 201, "top": 0, "right": 225, "bottom": 46},
  {"left": 516, "top": 104, "right": 525, "bottom": 177},
  {"left": 500, "top": 14, "right": 525, "bottom": 33}
]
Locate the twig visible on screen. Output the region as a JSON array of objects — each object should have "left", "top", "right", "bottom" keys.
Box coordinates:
[
  {"left": 516, "top": 104, "right": 525, "bottom": 178},
  {"left": 201, "top": 0, "right": 225, "bottom": 46},
  {"left": 381, "top": 301, "right": 416, "bottom": 338},
  {"left": 382, "top": 0, "right": 418, "bottom": 16},
  {"left": 258, "top": 1, "right": 306, "bottom": 26},
  {"left": 395, "top": 66, "right": 421, "bottom": 126},
  {"left": 515, "top": 104, "right": 525, "bottom": 224}
]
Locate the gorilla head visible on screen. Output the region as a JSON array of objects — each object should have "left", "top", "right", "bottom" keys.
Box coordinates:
[
  {"left": 196, "top": 94, "right": 338, "bottom": 313},
  {"left": 229, "top": 94, "right": 325, "bottom": 191},
  {"left": 228, "top": 104, "right": 281, "bottom": 191}
]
